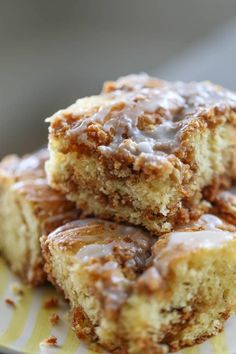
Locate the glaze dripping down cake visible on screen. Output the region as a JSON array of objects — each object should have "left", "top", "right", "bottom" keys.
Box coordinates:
[{"left": 46, "top": 74, "right": 236, "bottom": 234}]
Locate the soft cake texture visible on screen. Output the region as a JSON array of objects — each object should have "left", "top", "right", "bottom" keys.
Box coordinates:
[
  {"left": 46, "top": 74, "right": 236, "bottom": 234},
  {"left": 42, "top": 214, "right": 236, "bottom": 353},
  {"left": 0, "top": 149, "right": 79, "bottom": 285}
]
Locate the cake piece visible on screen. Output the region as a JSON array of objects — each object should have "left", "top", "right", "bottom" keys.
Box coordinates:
[
  {"left": 46, "top": 73, "right": 236, "bottom": 234},
  {"left": 0, "top": 149, "right": 80, "bottom": 286},
  {"left": 41, "top": 214, "right": 236, "bottom": 353}
]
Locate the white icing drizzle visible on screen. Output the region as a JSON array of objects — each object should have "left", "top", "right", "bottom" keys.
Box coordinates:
[
  {"left": 16, "top": 152, "right": 46, "bottom": 173},
  {"left": 49, "top": 74, "right": 236, "bottom": 165},
  {"left": 12, "top": 149, "right": 48, "bottom": 178},
  {"left": 49, "top": 217, "right": 154, "bottom": 312},
  {"left": 153, "top": 214, "right": 236, "bottom": 276},
  {"left": 50, "top": 218, "right": 153, "bottom": 265},
  {"left": 166, "top": 230, "right": 233, "bottom": 252},
  {"left": 76, "top": 243, "right": 115, "bottom": 262},
  {"left": 12, "top": 178, "right": 66, "bottom": 202},
  {"left": 71, "top": 88, "right": 184, "bottom": 158},
  {"left": 13, "top": 178, "right": 48, "bottom": 190},
  {"left": 219, "top": 186, "right": 236, "bottom": 200},
  {"left": 194, "top": 214, "right": 224, "bottom": 229},
  {"left": 167, "top": 214, "right": 234, "bottom": 251},
  {"left": 50, "top": 218, "right": 149, "bottom": 240}
]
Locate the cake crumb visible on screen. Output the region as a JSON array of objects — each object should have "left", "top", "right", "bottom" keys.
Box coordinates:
[
  {"left": 40, "top": 335, "right": 58, "bottom": 347},
  {"left": 43, "top": 297, "right": 59, "bottom": 309},
  {"left": 5, "top": 298, "right": 16, "bottom": 307},
  {"left": 49, "top": 313, "right": 60, "bottom": 326}
]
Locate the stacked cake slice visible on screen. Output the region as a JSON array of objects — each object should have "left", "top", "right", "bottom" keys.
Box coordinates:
[
  {"left": 0, "top": 149, "right": 80, "bottom": 285},
  {"left": 1, "top": 74, "right": 236, "bottom": 353},
  {"left": 42, "top": 213, "right": 236, "bottom": 354},
  {"left": 46, "top": 73, "right": 236, "bottom": 234}
]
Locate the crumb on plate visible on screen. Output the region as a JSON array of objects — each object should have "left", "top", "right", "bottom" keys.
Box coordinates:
[
  {"left": 43, "top": 297, "right": 59, "bottom": 309},
  {"left": 49, "top": 313, "right": 60, "bottom": 325},
  {"left": 5, "top": 298, "right": 16, "bottom": 307},
  {"left": 40, "top": 335, "right": 58, "bottom": 347}
]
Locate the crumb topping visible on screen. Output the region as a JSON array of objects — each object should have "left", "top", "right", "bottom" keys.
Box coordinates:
[{"left": 49, "top": 74, "right": 236, "bottom": 170}]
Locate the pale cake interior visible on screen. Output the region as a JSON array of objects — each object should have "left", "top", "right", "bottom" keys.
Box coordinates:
[
  {"left": 0, "top": 150, "right": 79, "bottom": 286},
  {"left": 0, "top": 183, "right": 44, "bottom": 285},
  {"left": 121, "top": 246, "right": 236, "bottom": 352},
  {"left": 47, "top": 120, "right": 236, "bottom": 234}
]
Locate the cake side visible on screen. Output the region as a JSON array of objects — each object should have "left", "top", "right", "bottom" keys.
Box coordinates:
[
  {"left": 122, "top": 213, "right": 236, "bottom": 352},
  {"left": 46, "top": 74, "right": 236, "bottom": 233},
  {"left": 41, "top": 214, "right": 236, "bottom": 353},
  {"left": 0, "top": 149, "right": 80, "bottom": 285}
]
